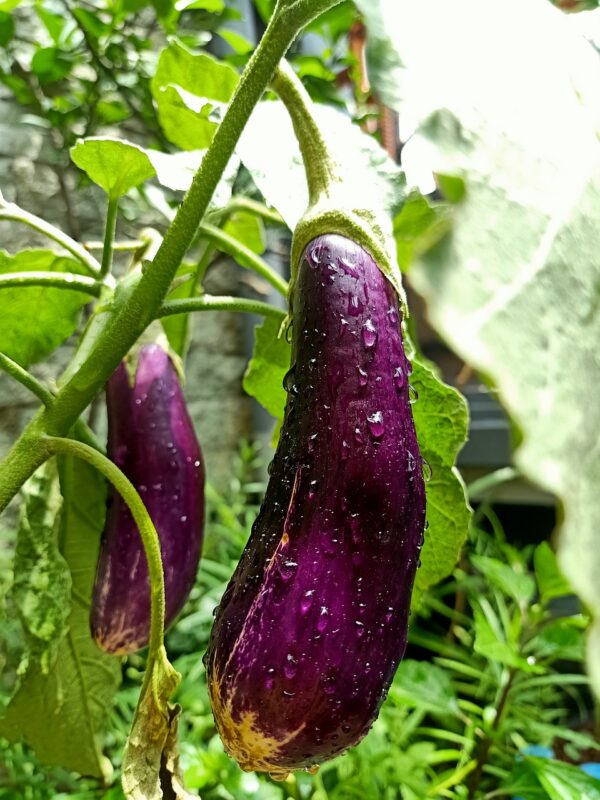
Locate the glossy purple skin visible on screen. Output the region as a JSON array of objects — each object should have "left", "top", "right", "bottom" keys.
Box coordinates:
[
  {"left": 91, "top": 343, "right": 204, "bottom": 655},
  {"left": 205, "top": 234, "right": 426, "bottom": 774}
]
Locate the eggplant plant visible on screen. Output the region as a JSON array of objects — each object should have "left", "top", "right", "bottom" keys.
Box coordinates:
[{"left": 0, "top": 0, "right": 504, "bottom": 796}]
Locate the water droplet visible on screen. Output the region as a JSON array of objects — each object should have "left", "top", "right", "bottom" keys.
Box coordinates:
[
  {"left": 282, "top": 690, "right": 296, "bottom": 699},
  {"left": 348, "top": 293, "right": 363, "bottom": 316},
  {"left": 409, "top": 384, "right": 419, "bottom": 404},
  {"left": 357, "top": 366, "right": 368, "bottom": 386},
  {"left": 283, "top": 366, "right": 299, "bottom": 396},
  {"left": 317, "top": 606, "right": 330, "bottom": 632},
  {"left": 338, "top": 316, "right": 349, "bottom": 336},
  {"left": 387, "top": 306, "right": 399, "bottom": 325},
  {"left": 354, "top": 426, "right": 364, "bottom": 444},
  {"left": 362, "top": 319, "right": 377, "bottom": 349},
  {"left": 394, "top": 366, "right": 405, "bottom": 391},
  {"left": 265, "top": 677, "right": 274, "bottom": 689},
  {"left": 422, "top": 458, "right": 432, "bottom": 482},
  {"left": 180, "top": 515, "right": 188, "bottom": 523},
  {"left": 366, "top": 410, "right": 384, "bottom": 439},
  {"left": 267, "top": 459, "right": 275, "bottom": 476},
  {"left": 308, "top": 479, "right": 318, "bottom": 499},
  {"left": 285, "top": 324, "right": 293, "bottom": 344},
  {"left": 135, "top": 397, "right": 142, "bottom": 406},
  {"left": 307, "top": 433, "right": 318, "bottom": 453},
  {"left": 341, "top": 440, "right": 350, "bottom": 460},
  {"left": 284, "top": 653, "right": 298, "bottom": 679},
  {"left": 139, "top": 484, "right": 147, "bottom": 493},
  {"left": 321, "top": 675, "right": 336, "bottom": 695},
  {"left": 407, "top": 451, "right": 416, "bottom": 472},
  {"left": 342, "top": 723, "right": 351, "bottom": 734},
  {"left": 194, "top": 460, "right": 201, "bottom": 468},
  {"left": 301, "top": 589, "right": 315, "bottom": 614},
  {"left": 279, "top": 559, "right": 298, "bottom": 580}
]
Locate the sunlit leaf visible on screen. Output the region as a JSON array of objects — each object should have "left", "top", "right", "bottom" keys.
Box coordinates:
[{"left": 70, "top": 137, "right": 156, "bottom": 199}]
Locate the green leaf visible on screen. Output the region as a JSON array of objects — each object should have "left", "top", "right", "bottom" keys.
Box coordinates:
[
  {"left": 529, "top": 617, "right": 586, "bottom": 662},
  {"left": 393, "top": 192, "right": 452, "bottom": 272},
  {"left": 238, "top": 100, "right": 405, "bottom": 230},
  {"left": 526, "top": 756, "right": 600, "bottom": 799},
  {"left": 473, "top": 603, "right": 540, "bottom": 672},
  {"left": 0, "top": 249, "right": 89, "bottom": 367},
  {"left": 242, "top": 317, "right": 289, "bottom": 420},
  {"left": 410, "top": 356, "right": 470, "bottom": 608},
  {"left": 534, "top": 541, "right": 573, "bottom": 603},
  {"left": 360, "top": 0, "right": 600, "bottom": 694},
  {"left": 471, "top": 554, "right": 535, "bottom": 606},
  {"left": 31, "top": 46, "right": 72, "bottom": 84},
  {"left": 10, "top": 463, "right": 70, "bottom": 675},
  {"left": 70, "top": 137, "right": 156, "bottom": 200},
  {"left": 175, "top": 0, "right": 224, "bottom": 10},
  {"left": 223, "top": 210, "right": 265, "bottom": 255},
  {"left": 0, "top": 457, "right": 121, "bottom": 778},
  {"left": 388, "top": 660, "right": 460, "bottom": 717},
  {"left": 122, "top": 648, "right": 192, "bottom": 799},
  {"left": 0, "top": 10, "right": 14, "bottom": 46},
  {"left": 151, "top": 41, "right": 238, "bottom": 151}
]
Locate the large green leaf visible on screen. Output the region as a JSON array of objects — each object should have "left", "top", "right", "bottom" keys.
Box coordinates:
[
  {"left": 526, "top": 756, "right": 600, "bottom": 800},
  {"left": 151, "top": 41, "right": 238, "bottom": 151},
  {"left": 359, "top": 0, "right": 600, "bottom": 692},
  {"left": 70, "top": 137, "right": 155, "bottom": 200},
  {"left": 0, "top": 457, "right": 121, "bottom": 778},
  {"left": 9, "top": 462, "right": 70, "bottom": 675},
  {"left": 0, "top": 249, "right": 89, "bottom": 367},
  {"left": 243, "top": 324, "right": 469, "bottom": 607},
  {"left": 389, "top": 659, "right": 460, "bottom": 717}
]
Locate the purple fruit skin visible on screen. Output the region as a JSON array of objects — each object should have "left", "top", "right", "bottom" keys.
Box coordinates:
[
  {"left": 91, "top": 343, "right": 204, "bottom": 655},
  {"left": 205, "top": 234, "right": 426, "bottom": 774}
]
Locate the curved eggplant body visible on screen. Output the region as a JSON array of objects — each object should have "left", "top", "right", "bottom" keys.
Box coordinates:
[
  {"left": 206, "top": 234, "right": 426, "bottom": 774},
  {"left": 91, "top": 343, "right": 204, "bottom": 655}
]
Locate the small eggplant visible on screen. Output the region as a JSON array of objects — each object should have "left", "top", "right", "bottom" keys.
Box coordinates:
[
  {"left": 205, "top": 234, "right": 426, "bottom": 775},
  {"left": 91, "top": 343, "right": 204, "bottom": 655}
]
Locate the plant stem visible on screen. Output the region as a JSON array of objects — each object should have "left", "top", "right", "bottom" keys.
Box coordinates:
[
  {"left": 218, "top": 195, "right": 286, "bottom": 226},
  {"left": 271, "top": 59, "right": 337, "bottom": 205},
  {"left": 158, "top": 295, "right": 287, "bottom": 322},
  {"left": 43, "top": 436, "right": 166, "bottom": 662},
  {"left": 0, "top": 200, "right": 101, "bottom": 276},
  {"left": 0, "top": 0, "right": 341, "bottom": 514},
  {"left": 0, "top": 352, "right": 104, "bottom": 453},
  {"left": 100, "top": 197, "right": 119, "bottom": 278},
  {"left": 0, "top": 352, "right": 54, "bottom": 407},
  {"left": 198, "top": 222, "right": 289, "bottom": 296},
  {"left": 0, "top": 271, "right": 103, "bottom": 296},
  {"left": 466, "top": 669, "right": 517, "bottom": 799},
  {"left": 84, "top": 240, "right": 145, "bottom": 252}
]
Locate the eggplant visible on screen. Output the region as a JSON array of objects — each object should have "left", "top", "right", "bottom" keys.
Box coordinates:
[
  {"left": 91, "top": 343, "right": 205, "bottom": 655},
  {"left": 205, "top": 234, "right": 426, "bottom": 775}
]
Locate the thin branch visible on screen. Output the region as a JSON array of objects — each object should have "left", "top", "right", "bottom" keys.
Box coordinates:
[
  {"left": 0, "top": 352, "right": 104, "bottom": 453},
  {"left": 198, "top": 222, "right": 289, "bottom": 296},
  {"left": 0, "top": 271, "right": 102, "bottom": 297},
  {"left": 216, "top": 195, "right": 286, "bottom": 226},
  {"left": 0, "top": 352, "right": 54, "bottom": 407},
  {"left": 158, "top": 294, "right": 287, "bottom": 322},
  {"left": 100, "top": 197, "right": 119, "bottom": 278},
  {"left": 0, "top": 199, "right": 101, "bottom": 276}
]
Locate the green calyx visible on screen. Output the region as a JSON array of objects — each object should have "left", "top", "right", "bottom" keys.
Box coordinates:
[{"left": 271, "top": 60, "right": 406, "bottom": 313}]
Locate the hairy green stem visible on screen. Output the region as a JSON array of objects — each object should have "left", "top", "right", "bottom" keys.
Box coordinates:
[
  {"left": 159, "top": 294, "right": 287, "bottom": 322},
  {"left": 0, "top": 271, "right": 103, "bottom": 296},
  {"left": 0, "top": 0, "right": 341, "bottom": 514},
  {"left": 199, "top": 222, "right": 289, "bottom": 296},
  {"left": 271, "top": 59, "right": 337, "bottom": 205},
  {"left": 100, "top": 197, "right": 119, "bottom": 278},
  {"left": 0, "top": 200, "right": 101, "bottom": 276},
  {"left": 0, "top": 352, "right": 104, "bottom": 453},
  {"left": 215, "top": 195, "right": 286, "bottom": 226},
  {"left": 0, "top": 352, "right": 54, "bottom": 407},
  {"left": 43, "top": 436, "right": 166, "bottom": 664}
]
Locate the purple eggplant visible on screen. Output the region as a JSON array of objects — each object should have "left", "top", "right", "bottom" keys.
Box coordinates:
[
  {"left": 205, "top": 234, "right": 426, "bottom": 775},
  {"left": 91, "top": 343, "right": 204, "bottom": 655}
]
